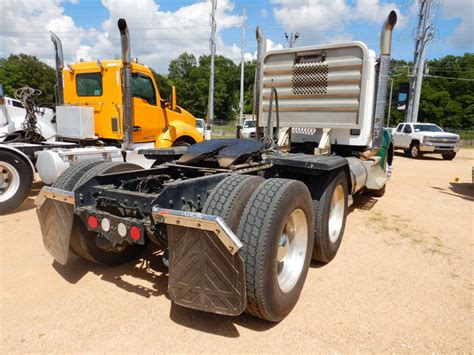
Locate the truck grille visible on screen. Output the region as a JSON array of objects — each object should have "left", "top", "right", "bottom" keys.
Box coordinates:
[
  {"left": 428, "top": 137, "right": 458, "bottom": 144},
  {"left": 292, "top": 62, "right": 329, "bottom": 95}
]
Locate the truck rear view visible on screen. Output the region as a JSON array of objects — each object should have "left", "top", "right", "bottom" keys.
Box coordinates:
[{"left": 36, "top": 12, "right": 397, "bottom": 322}]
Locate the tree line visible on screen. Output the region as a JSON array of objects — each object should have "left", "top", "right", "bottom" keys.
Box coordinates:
[{"left": 0, "top": 52, "right": 472, "bottom": 129}]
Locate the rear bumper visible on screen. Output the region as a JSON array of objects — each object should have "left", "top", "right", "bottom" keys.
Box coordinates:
[{"left": 36, "top": 187, "right": 247, "bottom": 316}]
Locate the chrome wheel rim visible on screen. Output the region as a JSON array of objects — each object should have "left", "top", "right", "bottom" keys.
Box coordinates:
[
  {"left": 328, "top": 184, "right": 345, "bottom": 243},
  {"left": 277, "top": 208, "right": 308, "bottom": 293},
  {"left": 411, "top": 145, "right": 418, "bottom": 157},
  {"left": 0, "top": 162, "right": 20, "bottom": 203}
]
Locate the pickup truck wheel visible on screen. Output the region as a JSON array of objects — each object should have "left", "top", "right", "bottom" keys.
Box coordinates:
[
  {"left": 409, "top": 143, "right": 422, "bottom": 159},
  {"left": 0, "top": 151, "right": 33, "bottom": 215},
  {"left": 237, "top": 179, "right": 314, "bottom": 322},
  {"left": 312, "top": 172, "right": 348, "bottom": 263},
  {"left": 68, "top": 162, "right": 146, "bottom": 265},
  {"left": 202, "top": 174, "right": 264, "bottom": 231},
  {"left": 442, "top": 152, "right": 456, "bottom": 160}
]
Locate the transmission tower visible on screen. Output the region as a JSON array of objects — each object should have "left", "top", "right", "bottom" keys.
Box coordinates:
[{"left": 406, "top": 0, "right": 434, "bottom": 123}]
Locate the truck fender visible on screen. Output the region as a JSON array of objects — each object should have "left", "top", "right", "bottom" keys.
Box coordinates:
[
  {"left": 154, "top": 124, "right": 204, "bottom": 148},
  {"left": 0, "top": 145, "right": 35, "bottom": 180}
]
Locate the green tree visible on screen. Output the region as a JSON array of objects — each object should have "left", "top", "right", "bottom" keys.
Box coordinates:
[
  {"left": 167, "top": 53, "right": 240, "bottom": 121},
  {"left": 0, "top": 54, "right": 56, "bottom": 107},
  {"left": 388, "top": 53, "right": 474, "bottom": 130}
]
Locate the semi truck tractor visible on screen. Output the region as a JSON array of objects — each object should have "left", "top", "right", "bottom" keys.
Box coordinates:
[
  {"left": 0, "top": 19, "right": 202, "bottom": 214},
  {"left": 37, "top": 12, "right": 397, "bottom": 322}
]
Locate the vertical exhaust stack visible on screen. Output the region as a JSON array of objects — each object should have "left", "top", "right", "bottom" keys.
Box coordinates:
[
  {"left": 255, "top": 27, "right": 266, "bottom": 139},
  {"left": 371, "top": 10, "right": 397, "bottom": 152},
  {"left": 118, "top": 18, "right": 133, "bottom": 149},
  {"left": 50, "top": 32, "right": 64, "bottom": 105}
]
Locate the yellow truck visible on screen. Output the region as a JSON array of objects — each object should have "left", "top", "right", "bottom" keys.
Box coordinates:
[{"left": 52, "top": 19, "right": 202, "bottom": 148}]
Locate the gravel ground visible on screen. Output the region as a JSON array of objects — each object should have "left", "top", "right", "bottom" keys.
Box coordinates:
[{"left": 1, "top": 149, "right": 472, "bottom": 353}]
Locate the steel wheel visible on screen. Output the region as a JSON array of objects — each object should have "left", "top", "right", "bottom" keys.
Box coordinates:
[
  {"left": 0, "top": 162, "right": 20, "bottom": 203},
  {"left": 277, "top": 208, "right": 308, "bottom": 293},
  {"left": 328, "top": 184, "right": 345, "bottom": 243}
]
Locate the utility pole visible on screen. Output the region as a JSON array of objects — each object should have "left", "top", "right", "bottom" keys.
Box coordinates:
[
  {"left": 285, "top": 32, "right": 299, "bottom": 48},
  {"left": 405, "top": 0, "right": 434, "bottom": 123},
  {"left": 206, "top": 0, "right": 217, "bottom": 139},
  {"left": 239, "top": 5, "right": 246, "bottom": 127}
]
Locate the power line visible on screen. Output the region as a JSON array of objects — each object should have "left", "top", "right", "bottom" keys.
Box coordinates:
[{"left": 424, "top": 74, "right": 474, "bottom": 81}]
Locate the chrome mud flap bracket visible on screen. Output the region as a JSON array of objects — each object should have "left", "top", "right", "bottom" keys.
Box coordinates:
[
  {"left": 35, "top": 187, "right": 75, "bottom": 265},
  {"left": 152, "top": 208, "right": 246, "bottom": 316}
]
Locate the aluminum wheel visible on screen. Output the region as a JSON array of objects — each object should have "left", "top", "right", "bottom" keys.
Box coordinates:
[
  {"left": 0, "top": 162, "right": 20, "bottom": 203},
  {"left": 328, "top": 184, "right": 345, "bottom": 243},
  {"left": 411, "top": 145, "right": 419, "bottom": 158},
  {"left": 277, "top": 208, "right": 308, "bottom": 293}
]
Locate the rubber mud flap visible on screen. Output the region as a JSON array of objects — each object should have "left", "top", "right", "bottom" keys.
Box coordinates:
[
  {"left": 36, "top": 199, "right": 74, "bottom": 265},
  {"left": 167, "top": 225, "right": 246, "bottom": 316}
]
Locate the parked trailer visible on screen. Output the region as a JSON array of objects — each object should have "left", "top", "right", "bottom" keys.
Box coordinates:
[{"left": 36, "top": 12, "right": 397, "bottom": 321}]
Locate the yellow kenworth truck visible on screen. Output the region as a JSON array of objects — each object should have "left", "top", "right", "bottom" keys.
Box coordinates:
[{"left": 53, "top": 19, "right": 203, "bottom": 148}]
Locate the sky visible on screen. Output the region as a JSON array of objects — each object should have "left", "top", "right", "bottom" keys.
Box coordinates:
[{"left": 1, "top": 0, "right": 473, "bottom": 73}]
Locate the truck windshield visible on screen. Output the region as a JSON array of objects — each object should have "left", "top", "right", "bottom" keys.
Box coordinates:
[
  {"left": 76, "top": 73, "right": 102, "bottom": 96},
  {"left": 244, "top": 120, "right": 255, "bottom": 128},
  {"left": 413, "top": 124, "right": 443, "bottom": 132},
  {"left": 132, "top": 73, "right": 156, "bottom": 105}
]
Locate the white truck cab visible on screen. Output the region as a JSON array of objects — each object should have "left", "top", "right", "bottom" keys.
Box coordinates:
[{"left": 393, "top": 122, "right": 459, "bottom": 160}]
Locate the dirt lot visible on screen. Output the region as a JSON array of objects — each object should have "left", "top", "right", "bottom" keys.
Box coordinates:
[{"left": 1, "top": 149, "right": 472, "bottom": 353}]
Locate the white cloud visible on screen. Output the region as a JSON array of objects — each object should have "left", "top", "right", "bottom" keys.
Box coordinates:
[
  {"left": 440, "top": 0, "right": 473, "bottom": 49},
  {"left": 260, "top": 9, "right": 269, "bottom": 18},
  {"left": 271, "top": 0, "right": 404, "bottom": 44},
  {"left": 0, "top": 0, "right": 243, "bottom": 73}
]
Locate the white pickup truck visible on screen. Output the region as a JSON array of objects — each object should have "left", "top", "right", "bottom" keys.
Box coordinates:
[{"left": 393, "top": 122, "right": 459, "bottom": 160}]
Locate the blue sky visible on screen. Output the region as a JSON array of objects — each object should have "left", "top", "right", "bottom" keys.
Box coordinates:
[{"left": 2, "top": 0, "right": 473, "bottom": 73}]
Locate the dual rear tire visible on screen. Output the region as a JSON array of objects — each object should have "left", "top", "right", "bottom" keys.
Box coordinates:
[
  {"left": 203, "top": 172, "right": 348, "bottom": 322},
  {"left": 53, "top": 160, "right": 146, "bottom": 265}
]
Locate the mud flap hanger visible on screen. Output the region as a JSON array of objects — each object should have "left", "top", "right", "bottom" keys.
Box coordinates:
[{"left": 152, "top": 207, "right": 243, "bottom": 255}]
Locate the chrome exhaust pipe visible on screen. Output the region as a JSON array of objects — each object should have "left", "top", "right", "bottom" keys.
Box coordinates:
[
  {"left": 255, "top": 27, "right": 266, "bottom": 139},
  {"left": 371, "top": 10, "right": 397, "bottom": 152},
  {"left": 117, "top": 18, "right": 133, "bottom": 149},
  {"left": 50, "top": 32, "right": 64, "bottom": 105}
]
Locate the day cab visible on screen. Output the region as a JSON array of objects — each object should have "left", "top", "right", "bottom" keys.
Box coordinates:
[{"left": 62, "top": 60, "right": 202, "bottom": 147}]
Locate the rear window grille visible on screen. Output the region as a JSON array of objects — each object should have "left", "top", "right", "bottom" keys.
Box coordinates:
[{"left": 292, "top": 62, "right": 328, "bottom": 95}]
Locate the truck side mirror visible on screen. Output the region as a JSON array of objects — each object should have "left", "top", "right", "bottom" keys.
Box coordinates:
[
  {"left": 397, "top": 82, "right": 409, "bottom": 111},
  {"left": 171, "top": 85, "right": 177, "bottom": 111}
]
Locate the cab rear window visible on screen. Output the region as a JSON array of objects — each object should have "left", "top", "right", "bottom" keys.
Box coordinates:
[{"left": 76, "top": 72, "right": 102, "bottom": 96}]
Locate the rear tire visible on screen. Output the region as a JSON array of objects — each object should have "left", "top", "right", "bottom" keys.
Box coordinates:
[
  {"left": 312, "top": 172, "right": 348, "bottom": 263},
  {"left": 0, "top": 150, "right": 33, "bottom": 215},
  {"left": 237, "top": 179, "right": 314, "bottom": 322},
  {"left": 202, "top": 174, "right": 264, "bottom": 231},
  {"left": 442, "top": 152, "right": 456, "bottom": 160},
  {"left": 68, "top": 161, "right": 146, "bottom": 265}
]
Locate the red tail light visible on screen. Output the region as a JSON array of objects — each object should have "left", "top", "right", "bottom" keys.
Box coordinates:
[
  {"left": 129, "top": 225, "right": 141, "bottom": 241},
  {"left": 87, "top": 215, "right": 99, "bottom": 230}
]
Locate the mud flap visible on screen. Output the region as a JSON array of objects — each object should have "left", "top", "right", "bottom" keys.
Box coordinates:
[
  {"left": 167, "top": 225, "right": 246, "bottom": 316},
  {"left": 36, "top": 199, "right": 75, "bottom": 265}
]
